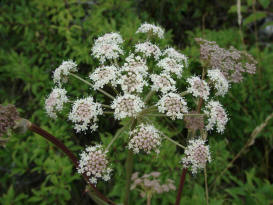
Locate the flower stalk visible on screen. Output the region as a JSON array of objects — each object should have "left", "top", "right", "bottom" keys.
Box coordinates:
[{"left": 27, "top": 122, "right": 115, "bottom": 205}]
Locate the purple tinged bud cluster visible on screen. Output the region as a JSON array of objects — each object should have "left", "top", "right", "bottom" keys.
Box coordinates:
[
  {"left": 130, "top": 172, "right": 176, "bottom": 198},
  {"left": 0, "top": 104, "right": 19, "bottom": 136},
  {"left": 195, "top": 38, "right": 257, "bottom": 83},
  {"left": 184, "top": 111, "right": 204, "bottom": 131}
]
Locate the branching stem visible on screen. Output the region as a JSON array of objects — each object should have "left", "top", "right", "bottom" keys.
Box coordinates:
[
  {"left": 70, "top": 73, "right": 115, "bottom": 100},
  {"left": 27, "top": 122, "right": 115, "bottom": 205}
]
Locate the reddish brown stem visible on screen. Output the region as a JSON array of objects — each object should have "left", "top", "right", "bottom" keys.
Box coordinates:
[
  {"left": 175, "top": 168, "right": 187, "bottom": 205},
  {"left": 28, "top": 123, "right": 115, "bottom": 205}
]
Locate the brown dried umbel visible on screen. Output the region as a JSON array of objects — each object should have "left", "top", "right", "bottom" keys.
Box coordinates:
[
  {"left": 184, "top": 111, "right": 204, "bottom": 131},
  {"left": 195, "top": 38, "right": 257, "bottom": 83},
  {"left": 0, "top": 104, "right": 19, "bottom": 136}
]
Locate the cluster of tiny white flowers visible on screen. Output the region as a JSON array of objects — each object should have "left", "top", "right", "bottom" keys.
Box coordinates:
[
  {"left": 78, "top": 145, "right": 112, "bottom": 185},
  {"left": 118, "top": 70, "right": 147, "bottom": 94},
  {"left": 182, "top": 139, "right": 211, "bottom": 174},
  {"left": 91, "top": 32, "right": 124, "bottom": 64},
  {"left": 128, "top": 124, "right": 161, "bottom": 154},
  {"left": 157, "top": 57, "right": 184, "bottom": 78},
  {"left": 163, "top": 47, "right": 188, "bottom": 66},
  {"left": 204, "top": 100, "right": 228, "bottom": 133},
  {"left": 45, "top": 88, "right": 68, "bottom": 119},
  {"left": 157, "top": 93, "right": 188, "bottom": 120},
  {"left": 151, "top": 73, "right": 176, "bottom": 94},
  {"left": 135, "top": 41, "right": 162, "bottom": 60},
  {"left": 207, "top": 69, "right": 229, "bottom": 96},
  {"left": 111, "top": 94, "right": 145, "bottom": 120},
  {"left": 68, "top": 97, "right": 103, "bottom": 132},
  {"left": 136, "top": 23, "right": 164, "bottom": 39},
  {"left": 53, "top": 60, "right": 77, "bottom": 85},
  {"left": 122, "top": 54, "right": 148, "bottom": 76},
  {"left": 89, "top": 65, "right": 118, "bottom": 90},
  {"left": 187, "top": 76, "right": 210, "bottom": 100}
]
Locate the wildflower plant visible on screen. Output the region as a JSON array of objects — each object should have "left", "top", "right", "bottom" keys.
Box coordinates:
[{"left": 42, "top": 23, "right": 256, "bottom": 204}]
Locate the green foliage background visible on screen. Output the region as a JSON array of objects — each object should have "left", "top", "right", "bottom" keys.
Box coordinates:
[{"left": 0, "top": 0, "right": 272, "bottom": 204}]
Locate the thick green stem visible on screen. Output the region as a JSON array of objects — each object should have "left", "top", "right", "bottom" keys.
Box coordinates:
[{"left": 123, "top": 119, "right": 137, "bottom": 205}]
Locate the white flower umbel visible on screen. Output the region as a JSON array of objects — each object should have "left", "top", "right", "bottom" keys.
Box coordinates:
[
  {"left": 78, "top": 145, "right": 112, "bottom": 185},
  {"left": 53, "top": 60, "right": 77, "bottom": 85},
  {"left": 91, "top": 32, "right": 124, "bottom": 64},
  {"left": 45, "top": 88, "right": 68, "bottom": 119},
  {"left": 118, "top": 70, "right": 147, "bottom": 94},
  {"left": 135, "top": 41, "right": 161, "bottom": 60},
  {"left": 151, "top": 73, "right": 176, "bottom": 94},
  {"left": 157, "top": 57, "right": 183, "bottom": 78},
  {"left": 207, "top": 69, "right": 229, "bottom": 96},
  {"left": 163, "top": 47, "right": 188, "bottom": 67},
  {"left": 157, "top": 93, "right": 188, "bottom": 120},
  {"left": 204, "top": 100, "right": 228, "bottom": 133},
  {"left": 68, "top": 97, "right": 103, "bottom": 132},
  {"left": 136, "top": 23, "right": 164, "bottom": 39},
  {"left": 94, "top": 32, "right": 123, "bottom": 45},
  {"left": 89, "top": 65, "right": 118, "bottom": 90},
  {"left": 122, "top": 54, "right": 148, "bottom": 76},
  {"left": 111, "top": 94, "right": 145, "bottom": 120},
  {"left": 182, "top": 139, "right": 211, "bottom": 174},
  {"left": 128, "top": 124, "right": 161, "bottom": 154},
  {"left": 187, "top": 76, "right": 210, "bottom": 100}
]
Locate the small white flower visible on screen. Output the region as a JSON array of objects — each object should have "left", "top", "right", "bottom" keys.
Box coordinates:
[
  {"left": 111, "top": 94, "right": 145, "bottom": 120},
  {"left": 94, "top": 32, "right": 123, "bottom": 45},
  {"left": 187, "top": 76, "right": 210, "bottom": 100},
  {"left": 129, "top": 124, "right": 161, "bottom": 154},
  {"left": 182, "top": 138, "right": 211, "bottom": 174},
  {"left": 163, "top": 48, "right": 188, "bottom": 66},
  {"left": 151, "top": 73, "right": 176, "bottom": 94},
  {"left": 45, "top": 88, "right": 68, "bottom": 119},
  {"left": 135, "top": 41, "right": 161, "bottom": 60},
  {"left": 204, "top": 101, "right": 228, "bottom": 133},
  {"left": 68, "top": 97, "right": 103, "bottom": 132},
  {"left": 157, "top": 57, "right": 184, "bottom": 78},
  {"left": 53, "top": 60, "right": 77, "bottom": 85},
  {"left": 122, "top": 54, "right": 148, "bottom": 76},
  {"left": 89, "top": 65, "right": 119, "bottom": 90},
  {"left": 136, "top": 23, "right": 164, "bottom": 39},
  {"left": 157, "top": 93, "right": 188, "bottom": 120},
  {"left": 118, "top": 70, "right": 147, "bottom": 94},
  {"left": 78, "top": 145, "right": 112, "bottom": 185},
  {"left": 91, "top": 33, "right": 124, "bottom": 64},
  {"left": 207, "top": 69, "right": 229, "bottom": 96}
]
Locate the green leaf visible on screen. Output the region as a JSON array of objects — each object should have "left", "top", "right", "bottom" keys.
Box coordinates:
[
  {"left": 243, "top": 12, "right": 267, "bottom": 25},
  {"left": 258, "top": 0, "right": 270, "bottom": 8}
]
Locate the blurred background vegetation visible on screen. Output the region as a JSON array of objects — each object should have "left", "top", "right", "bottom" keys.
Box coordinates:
[{"left": 0, "top": 0, "right": 273, "bottom": 204}]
